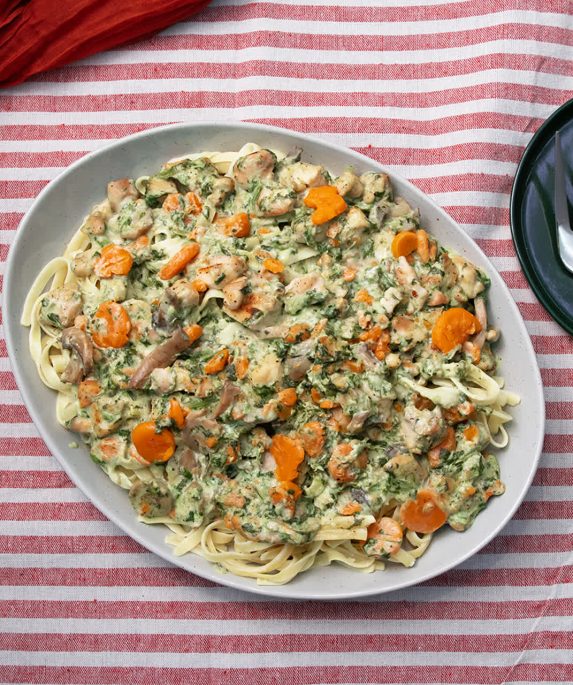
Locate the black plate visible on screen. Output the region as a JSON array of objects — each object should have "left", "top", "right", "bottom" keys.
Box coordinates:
[{"left": 511, "top": 98, "right": 573, "bottom": 334}]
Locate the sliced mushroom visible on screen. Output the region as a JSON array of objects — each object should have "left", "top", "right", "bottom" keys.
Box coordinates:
[
  {"left": 60, "top": 327, "right": 94, "bottom": 384},
  {"left": 233, "top": 149, "right": 276, "bottom": 187},
  {"left": 146, "top": 177, "right": 177, "bottom": 200},
  {"left": 282, "top": 147, "right": 302, "bottom": 165},
  {"left": 182, "top": 410, "right": 221, "bottom": 452},
  {"left": 214, "top": 382, "right": 241, "bottom": 417},
  {"left": 285, "top": 357, "right": 311, "bottom": 381},
  {"left": 369, "top": 200, "right": 391, "bottom": 228},
  {"left": 178, "top": 447, "right": 198, "bottom": 472},
  {"left": 128, "top": 328, "right": 194, "bottom": 389},
  {"left": 285, "top": 339, "right": 315, "bottom": 381},
  {"left": 346, "top": 411, "right": 370, "bottom": 434}
]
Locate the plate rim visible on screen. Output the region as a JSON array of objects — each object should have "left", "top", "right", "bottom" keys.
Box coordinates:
[
  {"left": 4, "top": 120, "right": 545, "bottom": 600},
  {"left": 510, "top": 96, "right": 573, "bottom": 334}
]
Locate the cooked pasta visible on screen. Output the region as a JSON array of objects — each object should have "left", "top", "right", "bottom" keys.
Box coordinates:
[{"left": 22, "top": 143, "right": 519, "bottom": 584}]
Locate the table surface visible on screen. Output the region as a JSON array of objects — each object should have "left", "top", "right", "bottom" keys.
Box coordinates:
[{"left": 1, "top": 1, "right": 572, "bottom": 683}]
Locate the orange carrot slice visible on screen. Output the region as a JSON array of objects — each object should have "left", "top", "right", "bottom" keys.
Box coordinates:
[
  {"left": 342, "top": 266, "right": 356, "bottom": 282},
  {"left": 262, "top": 257, "right": 284, "bottom": 274},
  {"left": 299, "top": 421, "right": 325, "bottom": 457},
  {"left": 185, "top": 192, "right": 203, "bottom": 215},
  {"left": 162, "top": 194, "right": 181, "bottom": 212},
  {"left": 91, "top": 301, "right": 131, "bottom": 348},
  {"left": 354, "top": 289, "right": 373, "bottom": 305},
  {"left": 400, "top": 489, "right": 447, "bottom": 534},
  {"left": 182, "top": 323, "right": 203, "bottom": 345},
  {"left": 94, "top": 244, "right": 133, "bottom": 278},
  {"left": 431, "top": 308, "right": 482, "bottom": 353},
  {"left": 270, "top": 434, "right": 305, "bottom": 482},
  {"left": 463, "top": 424, "right": 479, "bottom": 442},
  {"left": 278, "top": 387, "right": 298, "bottom": 407},
  {"left": 158, "top": 243, "right": 200, "bottom": 280},
  {"left": 219, "top": 212, "right": 251, "bottom": 238},
  {"left": 204, "top": 348, "right": 230, "bottom": 375},
  {"left": 168, "top": 398, "right": 187, "bottom": 430},
  {"left": 131, "top": 421, "right": 175, "bottom": 463},
  {"left": 303, "top": 186, "right": 347, "bottom": 225},
  {"left": 391, "top": 231, "right": 418, "bottom": 258}
]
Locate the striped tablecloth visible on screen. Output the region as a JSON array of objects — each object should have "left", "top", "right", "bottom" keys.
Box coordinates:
[{"left": 1, "top": 0, "right": 572, "bottom": 682}]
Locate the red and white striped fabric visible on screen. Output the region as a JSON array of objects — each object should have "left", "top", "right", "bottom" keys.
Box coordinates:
[{"left": 1, "top": 0, "right": 572, "bottom": 683}]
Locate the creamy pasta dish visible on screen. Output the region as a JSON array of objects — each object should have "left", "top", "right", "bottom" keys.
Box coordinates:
[{"left": 22, "top": 143, "right": 519, "bottom": 584}]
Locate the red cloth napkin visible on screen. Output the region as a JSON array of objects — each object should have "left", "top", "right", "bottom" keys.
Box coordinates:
[{"left": 0, "top": 0, "right": 211, "bottom": 87}]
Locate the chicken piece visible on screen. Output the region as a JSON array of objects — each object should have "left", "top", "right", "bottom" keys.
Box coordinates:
[
  {"left": 450, "top": 254, "right": 486, "bottom": 302},
  {"left": 91, "top": 395, "right": 127, "bottom": 438},
  {"left": 256, "top": 186, "right": 296, "bottom": 217},
  {"left": 400, "top": 404, "right": 444, "bottom": 453},
  {"left": 363, "top": 517, "right": 403, "bottom": 558},
  {"left": 327, "top": 443, "right": 368, "bottom": 483},
  {"left": 129, "top": 480, "right": 173, "bottom": 518},
  {"left": 39, "top": 286, "right": 83, "bottom": 329},
  {"left": 249, "top": 353, "right": 282, "bottom": 387},
  {"left": 107, "top": 179, "right": 139, "bottom": 212},
  {"left": 119, "top": 199, "right": 153, "bottom": 240},
  {"left": 122, "top": 299, "right": 160, "bottom": 344},
  {"left": 285, "top": 272, "right": 325, "bottom": 296},
  {"left": 70, "top": 250, "right": 94, "bottom": 278},
  {"left": 165, "top": 279, "right": 200, "bottom": 310},
  {"left": 279, "top": 162, "right": 327, "bottom": 192},
  {"left": 196, "top": 255, "right": 248, "bottom": 289},
  {"left": 337, "top": 207, "right": 369, "bottom": 244},
  {"left": 394, "top": 256, "right": 417, "bottom": 287},
  {"left": 380, "top": 287, "right": 403, "bottom": 316},
  {"left": 82, "top": 210, "right": 107, "bottom": 236},
  {"left": 207, "top": 176, "right": 235, "bottom": 207},
  {"left": 222, "top": 277, "right": 248, "bottom": 311},
  {"left": 384, "top": 452, "right": 426, "bottom": 481},
  {"left": 334, "top": 170, "right": 364, "bottom": 199},
  {"left": 388, "top": 197, "right": 413, "bottom": 218},
  {"left": 360, "top": 172, "right": 391, "bottom": 204},
  {"left": 148, "top": 366, "right": 195, "bottom": 394},
  {"left": 182, "top": 410, "right": 221, "bottom": 452},
  {"left": 153, "top": 280, "right": 200, "bottom": 332},
  {"left": 428, "top": 291, "right": 448, "bottom": 307},
  {"left": 223, "top": 273, "right": 283, "bottom": 327}
]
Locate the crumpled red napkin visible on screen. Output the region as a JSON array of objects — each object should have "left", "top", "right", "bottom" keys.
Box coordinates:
[{"left": 0, "top": 0, "right": 211, "bottom": 88}]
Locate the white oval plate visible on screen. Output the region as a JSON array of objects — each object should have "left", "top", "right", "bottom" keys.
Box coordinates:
[{"left": 4, "top": 122, "right": 544, "bottom": 600}]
